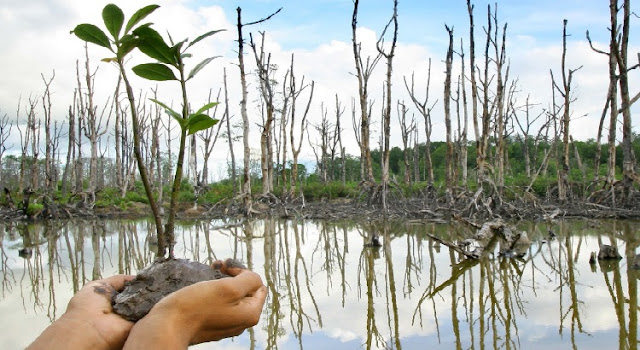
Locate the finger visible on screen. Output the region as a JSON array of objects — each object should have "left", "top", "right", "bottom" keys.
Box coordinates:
[
  {"left": 101, "top": 274, "right": 136, "bottom": 292},
  {"left": 219, "top": 259, "right": 247, "bottom": 276},
  {"left": 228, "top": 271, "right": 265, "bottom": 297}
]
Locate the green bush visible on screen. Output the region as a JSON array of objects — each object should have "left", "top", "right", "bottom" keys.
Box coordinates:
[
  {"left": 125, "top": 191, "right": 149, "bottom": 204},
  {"left": 26, "top": 203, "right": 44, "bottom": 216}
]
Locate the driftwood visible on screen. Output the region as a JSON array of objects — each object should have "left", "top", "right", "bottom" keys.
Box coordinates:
[{"left": 427, "top": 219, "right": 532, "bottom": 260}]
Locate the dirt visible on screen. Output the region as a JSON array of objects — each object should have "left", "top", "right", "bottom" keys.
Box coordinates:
[{"left": 112, "top": 259, "right": 229, "bottom": 322}]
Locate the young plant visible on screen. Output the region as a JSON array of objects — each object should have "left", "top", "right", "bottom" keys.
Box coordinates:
[
  {"left": 72, "top": 4, "right": 221, "bottom": 258},
  {"left": 132, "top": 20, "right": 222, "bottom": 258}
]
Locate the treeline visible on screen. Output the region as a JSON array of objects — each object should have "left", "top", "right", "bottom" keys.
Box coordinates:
[{"left": 1, "top": 0, "right": 638, "bottom": 217}]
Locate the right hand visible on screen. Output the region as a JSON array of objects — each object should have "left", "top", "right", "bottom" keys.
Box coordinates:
[{"left": 124, "top": 260, "right": 267, "bottom": 348}]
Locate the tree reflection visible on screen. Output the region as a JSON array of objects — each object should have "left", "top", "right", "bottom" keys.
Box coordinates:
[
  {"left": 0, "top": 223, "right": 16, "bottom": 297},
  {"left": 3, "top": 218, "right": 640, "bottom": 349}
]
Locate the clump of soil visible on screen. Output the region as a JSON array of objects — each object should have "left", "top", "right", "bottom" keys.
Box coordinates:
[{"left": 112, "top": 259, "right": 229, "bottom": 321}]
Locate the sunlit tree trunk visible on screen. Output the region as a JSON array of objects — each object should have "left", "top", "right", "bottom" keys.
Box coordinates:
[{"left": 352, "top": 0, "right": 381, "bottom": 183}]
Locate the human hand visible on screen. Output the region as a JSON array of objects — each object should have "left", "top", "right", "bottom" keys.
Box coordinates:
[
  {"left": 28, "top": 274, "right": 135, "bottom": 350},
  {"left": 124, "top": 259, "right": 267, "bottom": 348}
]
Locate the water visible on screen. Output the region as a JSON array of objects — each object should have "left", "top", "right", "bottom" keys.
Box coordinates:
[{"left": 0, "top": 218, "right": 637, "bottom": 349}]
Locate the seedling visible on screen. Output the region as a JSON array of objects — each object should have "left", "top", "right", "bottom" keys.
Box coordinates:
[{"left": 72, "top": 3, "right": 222, "bottom": 258}]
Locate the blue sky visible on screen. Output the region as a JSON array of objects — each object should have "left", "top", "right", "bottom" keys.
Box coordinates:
[{"left": 0, "top": 0, "right": 636, "bottom": 179}]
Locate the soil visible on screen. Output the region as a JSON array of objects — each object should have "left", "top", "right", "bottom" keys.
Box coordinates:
[{"left": 112, "top": 259, "right": 229, "bottom": 322}]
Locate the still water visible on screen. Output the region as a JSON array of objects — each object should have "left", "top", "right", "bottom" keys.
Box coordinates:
[{"left": 0, "top": 218, "right": 637, "bottom": 349}]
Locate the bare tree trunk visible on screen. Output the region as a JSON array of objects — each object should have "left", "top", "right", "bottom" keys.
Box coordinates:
[
  {"left": 236, "top": 7, "right": 253, "bottom": 210},
  {"left": 614, "top": 0, "right": 636, "bottom": 201},
  {"left": 26, "top": 97, "right": 41, "bottom": 192},
  {"left": 41, "top": 72, "right": 55, "bottom": 195},
  {"left": 491, "top": 8, "right": 509, "bottom": 193},
  {"left": 74, "top": 60, "right": 85, "bottom": 194},
  {"left": 457, "top": 39, "right": 469, "bottom": 188},
  {"left": 467, "top": 0, "right": 481, "bottom": 185},
  {"left": 199, "top": 89, "right": 223, "bottom": 186},
  {"left": 397, "top": 101, "right": 414, "bottom": 184},
  {"left": 236, "top": 7, "right": 281, "bottom": 209},
  {"left": 0, "top": 113, "right": 12, "bottom": 189},
  {"left": 376, "top": 0, "right": 398, "bottom": 209},
  {"left": 352, "top": 0, "right": 381, "bottom": 183},
  {"left": 335, "top": 94, "right": 346, "bottom": 185},
  {"left": 280, "top": 59, "right": 292, "bottom": 191},
  {"left": 291, "top": 82, "right": 314, "bottom": 193},
  {"left": 250, "top": 33, "right": 276, "bottom": 196},
  {"left": 444, "top": 25, "right": 455, "bottom": 201},
  {"left": 404, "top": 58, "right": 436, "bottom": 185},
  {"left": 289, "top": 60, "right": 314, "bottom": 193},
  {"left": 551, "top": 19, "right": 582, "bottom": 203},
  {"left": 223, "top": 68, "right": 238, "bottom": 195}
]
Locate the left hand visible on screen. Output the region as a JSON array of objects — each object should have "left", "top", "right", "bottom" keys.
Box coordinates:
[{"left": 28, "top": 274, "right": 135, "bottom": 350}]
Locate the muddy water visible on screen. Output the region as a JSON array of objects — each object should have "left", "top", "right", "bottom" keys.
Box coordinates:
[{"left": 0, "top": 218, "right": 637, "bottom": 349}]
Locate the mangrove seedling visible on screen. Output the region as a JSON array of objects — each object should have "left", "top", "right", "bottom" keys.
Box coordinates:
[{"left": 72, "top": 4, "right": 221, "bottom": 259}]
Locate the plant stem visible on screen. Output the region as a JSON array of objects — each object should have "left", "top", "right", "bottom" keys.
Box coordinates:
[
  {"left": 118, "top": 58, "right": 167, "bottom": 258},
  {"left": 164, "top": 60, "right": 189, "bottom": 259}
]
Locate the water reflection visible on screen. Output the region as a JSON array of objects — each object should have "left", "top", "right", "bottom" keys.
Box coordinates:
[{"left": 0, "top": 219, "right": 638, "bottom": 349}]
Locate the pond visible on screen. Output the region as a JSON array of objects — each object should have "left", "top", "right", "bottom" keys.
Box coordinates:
[{"left": 0, "top": 218, "right": 637, "bottom": 349}]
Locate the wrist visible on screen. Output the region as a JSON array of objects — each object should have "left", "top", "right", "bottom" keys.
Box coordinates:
[
  {"left": 124, "top": 310, "right": 194, "bottom": 349},
  {"left": 28, "top": 315, "right": 112, "bottom": 350}
]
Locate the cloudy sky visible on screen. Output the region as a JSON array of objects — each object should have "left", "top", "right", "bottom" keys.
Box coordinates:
[{"left": 0, "top": 0, "right": 637, "bottom": 179}]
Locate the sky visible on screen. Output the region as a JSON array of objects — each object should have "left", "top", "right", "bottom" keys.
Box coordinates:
[{"left": 0, "top": 0, "right": 637, "bottom": 180}]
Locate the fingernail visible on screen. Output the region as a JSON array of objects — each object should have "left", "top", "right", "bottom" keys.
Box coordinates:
[{"left": 225, "top": 258, "right": 247, "bottom": 269}]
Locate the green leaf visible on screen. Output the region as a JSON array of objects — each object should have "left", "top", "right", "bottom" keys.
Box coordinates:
[
  {"left": 125, "top": 4, "right": 160, "bottom": 35},
  {"left": 186, "top": 29, "right": 225, "bottom": 50},
  {"left": 187, "top": 56, "right": 219, "bottom": 81},
  {"left": 101, "top": 57, "right": 117, "bottom": 63},
  {"left": 117, "top": 34, "right": 139, "bottom": 58},
  {"left": 72, "top": 24, "right": 112, "bottom": 49},
  {"left": 194, "top": 102, "right": 219, "bottom": 115},
  {"left": 134, "top": 26, "right": 175, "bottom": 64},
  {"left": 150, "top": 99, "right": 185, "bottom": 128},
  {"left": 102, "top": 4, "right": 124, "bottom": 39},
  {"left": 170, "top": 40, "right": 186, "bottom": 62},
  {"left": 133, "top": 63, "right": 177, "bottom": 81},
  {"left": 186, "top": 114, "right": 218, "bottom": 135}
]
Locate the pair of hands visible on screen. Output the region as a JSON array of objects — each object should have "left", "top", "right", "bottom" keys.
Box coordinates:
[{"left": 28, "top": 260, "right": 267, "bottom": 350}]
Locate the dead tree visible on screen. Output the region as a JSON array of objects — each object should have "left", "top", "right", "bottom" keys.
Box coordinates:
[
  {"left": 279, "top": 62, "right": 292, "bottom": 190},
  {"left": 16, "top": 96, "right": 40, "bottom": 193},
  {"left": 81, "top": 47, "right": 111, "bottom": 199},
  {"left": 397, "top": 101, "right": 415, "bottom": 184},
  {"left": 352, "top": 0, "right": 382, "bottom": 184},
  {"left": 456, "top": 39, "right": 469, "bottom": 187},
  {"left": 223, "top": 68, "right": 238, "bottom": 195},
  {"left": 550, "top": 19, "right": 582, "bottom": 203},
  {"left": 113, "top": 76, "right": 123, "bottom": 190},
  {"left": 376, "top": 0, "right": 398, "bottom": 209},
  {"left": 404, "top": 58, "right": 437, "bottom": 185},
  {"left": 335, "top": 94, "right": 347, "bottom": 185},
  {"left": 250, "top": 32, "right": 277, "bottom": 196},
  {"left": 612, "top": 0, "right": 637, "bottom": 201},
  {"left": 467, "top": 0, "right": 481, "bottom": 185},
  {"left": 0, "top": 112, "right": 12, "bottom": 188},
  {"left": 514, "top": 96, "right": 543, "bottom": 179},
  {"left": 444, "top": 25, "right": 455, "bottom": 202},
  {"left": 311, "top": 103, "right": 332, "bottom": 183},
  {"left": 490, "top": 7, "right": 509, "bottom": 193},
  {"left": 235, "top": 7, "right": 281, "bottom": 213},
  {"left": 61, "top": 95, "right": 76, "bottom": 196},
  {"left": 198, "top": 89, "right": 224, "bottom": 186},
  {"left": 40, "top": 71, "right": 56, "bottom": 195},
  {"left": 290, "top": 80, "right": 314, "bottom": 194}
]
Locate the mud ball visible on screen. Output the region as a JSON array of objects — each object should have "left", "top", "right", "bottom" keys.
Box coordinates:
[{"left": 112, "top": 259, "right": 229, "bottom": 321}]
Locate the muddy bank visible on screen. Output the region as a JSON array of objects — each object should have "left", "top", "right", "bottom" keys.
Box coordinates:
[{"left": 2, "top": 195, "right": 639, "bottom": 223}]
